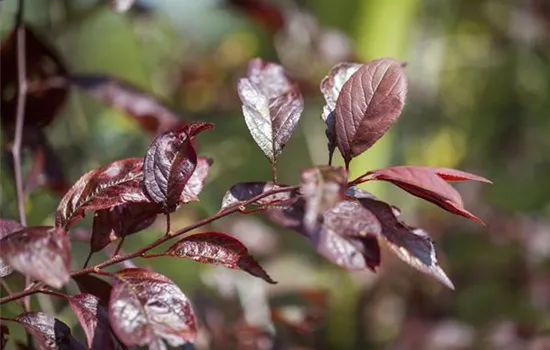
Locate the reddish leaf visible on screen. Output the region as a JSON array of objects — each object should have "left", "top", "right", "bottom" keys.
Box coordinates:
[
  {"left": 358, "top": 196, "right": 454, "bottom": 289},
  {"left": 320, "top": 62, "right": 362, "bottom": 163},
  {"left": 220, "top": 181, "right": 294, "bottom": 210},
  {"left": 180, "top": 157, "right": 213, "bottom": 203},
  {"left": 0, "top": 25, "right": 68, "bottom": 132},
  {"left": 0, "top": 218, "right": 23, "bottom": 277},
  {"left": 73, "top": 274, "right": 113, "bottom": 307},
  {"left": 109, "top": 268, "right": 197, "bottom": 347},
  {"left": 432, "top": 167, "right": 492, "bottom": 183},
  {"left": 142, "top": 128, "right": 198, "bottom": 210},
  {"left": 227, "top": 0, "right": 285, "bottom": 34},
  {"left": 365, "top": 166, "right": 488, "bottom": 225},
  {"left": 55, "top": 158, "right": 149, "bottom": 229},
  {"left": 15, "top": 312, "right": 85, "bottom": 350},
  {"left": 91, "top": 203, "right": 161, "bottom": 253},
  {"left": 0, "top": 226, "right": 70, "bottom": 289},
  {"left": 1, "top": 324, "right": 8, "bottom": 350},
  {"left": 164, "top": 232, "right": 276, "bottom": 284},
  {"left": 68, "top": 293, "right": 125, "bottom": 349},
  {"left": 69, "top": 75, "right": 182, "bottom": 134},
  {"left": 300, "top": 166, "right": 347, "bottom": 233},
  {"left": 335, "top": 58, "right": 407, "bottom": 166},
  {"left": 237, "top": 58, "right": 304, "bottom": 164},
  {"left": 182, "top": 121, "right": 215, "bottom": 140}
]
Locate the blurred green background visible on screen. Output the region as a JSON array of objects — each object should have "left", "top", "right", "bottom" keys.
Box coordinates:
[{"left": 1, "top": 0, "right": 550, "bottom": 349}]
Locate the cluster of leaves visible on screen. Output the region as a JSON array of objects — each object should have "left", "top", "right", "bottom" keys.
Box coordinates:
[{"left": 0, "top": 16, "right": 490, "bottom": 350}]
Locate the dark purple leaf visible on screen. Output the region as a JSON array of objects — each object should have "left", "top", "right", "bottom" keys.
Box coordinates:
[
  {"left": 237, "top": 58, "right": 304, "bottom": 164},
  {"left": 1, "top": 324, "right": 8, "bottom": 350},
  {"left": 142, "top": 128, "right": 198, "bottom": 210},
  {"left": 335, "top": 58, "right": 407, "bottom": 166},
  {"left": 91, "top": 203, "right": 161, "bottom": 253},
  {"left": 73, "top": 274, "right": 113, "bottom": 307},
  {"left": 300, "top": 166, "right": 347, "bottom": 233},
  {"left": 68, "top": 75, "right": 182, "bottom": 134},
  {"left": 359, "top": 196, "right": 454, "bottom": 289},
  {"left": 320, "top": 62, "right": 362, "bottom": 163},
  {"left": 0, "top": 218, "right": 23, "bottom": 277},
  {"left": 68, "top": 293, "right": 125, "bottom": 349},
  {"left": 55, "top": 158, "right": 149, "bottom": 229},
  {"left": 164, "top": 232, "right": 276, "bottom": 284},
  {"left": 180, "top": 157, "right": 213, "bottom": 203},
  {"left": 15, "top": 312, "right": 85, "bottom": 350},
  {"left": 0, "top": 226, "right": 70, "bottom": 288},
  {"left": 365, "top": 166, "right": 489, "bottom": 225},
  {"left": 220, "top": 181, "right": 294, "bottom": 210},
  {"left": 109, "top": 268, "right": 197, "bottom": 347}
]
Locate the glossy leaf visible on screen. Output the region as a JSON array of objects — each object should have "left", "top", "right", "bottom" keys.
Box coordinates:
[
  {"left": 56, "top": 158, "right": 149, "bottom": 229},
  {"left": 69, "top": 75, "right": 181, "bottom": 134},
  {"left": 142, "top": 128, "right": 198, "bottom": 210},
  {"left": 359, "top": 197, "right": 454, "bottom": 289},
  {"left": 320, "top": 62, "right": 362, "bottom": 163},
  {"left": 15, "top": 312, "right": 85, "bottom": 350},
  {"left": 0, "top": 219, "right": 23, "bottom": 277},
  {"left": 180, "top": 157, "right": 213, "bottom": 203},
  {"left": 91, "top": 203, "right": 161, "bottom": 253},
  {"left": 0, "top": 226, "right": 70, "bottom": 288},
  {"left": 109, "top": 268, "right": 197, "bottom": 347},
  {"left": 300, "top": 166, "right": 347, "bottom": 233},
  {"left": 73, "top": 274, "right": 113, "bottom": 307},
  {"left": 335, "top": 58, "right": 407, "bottom": 166},
  {"left": 68, "top": 293, "right": 125, "bottom": 349},
  {"left": 365, "top": 166, "right": 489, "bottom": 224},
  {"left": 164, "top": 232, "right": 276, "bottom": 284},
  {"left": 220, "top": 181, "right": 293, "bottom": 210},
  {"left": 237, "top": 58, "right": 304, "bottom": 164}
]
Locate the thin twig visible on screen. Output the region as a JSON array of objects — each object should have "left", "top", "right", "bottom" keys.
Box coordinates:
[
  {"left": 271, "top": 163, "right": 279, "bottom": 185},
  {"left": 113, "top": 234, "right": 126, "bottom": 256},
  {"left": 0, "top": 185, "right": 298, "bottom": 305},
  {"left": 82, "top": 250, "right": 93, "bottom": 268},
  {"left": 165, "top": 212, "right": 171, "bottom": 236}
]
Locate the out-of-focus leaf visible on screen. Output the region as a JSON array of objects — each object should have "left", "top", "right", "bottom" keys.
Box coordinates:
[
  {"left": 220, "top": 181, "right": 294, "bottom": 210},
  {"left": 320, "top": 62, "right": 362, "bottom": 163},
  {"left": 111, "top": 0, "right": 135, "bottom": 12},
  {"left": 109, "top": 268, "right": 197, "bottom": 347},
  {"left": 142, "top": 128, "right": 197, "bottom": 210},
  {"left": 300, "top": 166, "right": 347, "bottom": 233},
  {"left": 0, "top": 218, "right": 23, "bottom": 277},
  {"left": 335, "top": 58, "right": 407, "bottom": 166},
  {"left": 164, "top": 232, "right": 276, "bottom": 284},
  {"left": 91, "top": 203, "right": 161, "bottom": 253},
  {"left": 0, "top": 324, "right": 8, "bottom": 350},
  {"left": 365, "top": 166, "right": 490, "bottom": 224},
  {"left": 237, "top": 58, "right": 304, "bottom": 164},
  {"left": 68, "top": 293, "right": 125, "bottom": 349},
  {"left": 0, "top": 25, "right": 68, "bottom": 133},
  {"left": 0, "top": 226, "right": 70, "bottom": 289},
  {"left": 359, "top": 196, "right": 455, "bottom": 289},
  {"left": 55, "top": 158, "right": 149, "bottom": 229},
  {"left": 73, "top": 274, "right": 113, "bottom": 307},
  {"left": 227, "top": 0, "right": 285, "bottom": 34},
  {"left": 180, "top": 157, "right": 213, "bottom": 203},
  {"left": 68, "top": 75, "right": 182, "bottom": 134},
  {"left": 15, "top": 312, "right": 86, "bottom": 350}
]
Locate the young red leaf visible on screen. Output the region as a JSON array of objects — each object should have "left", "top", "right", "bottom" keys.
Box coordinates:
[
  {"left": 335, "top": 58, "right": 407, "bottom": 166},
  {"left": 56, "top": 158, "right": 149, "bottom": 229},
  {"left": 15, "top": 312, "right": 85, "bottom": 350},
  {"left": 365, "top": 166, "right": 488, "bottom": 225},
  {"left": 0, "top": 226, "right": 70, "bottom": 289},
  {"left": 164, "top": 232, "right": 276, "bottom": 284},
  {"left": 432, "top": 167, "right": 493, "bottom": 183},
  {"left": 73, "top": 274, "right": 113, "bottom": 307},
  {"left": 142, "top": 128, "right": 199, "bottom": 210},
  {"left": 359, "top": 196, "right": 455, "bottom": 289},
  {"left": 91, "top": 203, "right": 161, "bottom": 253},
  {"left": 69, "top": 75, "right": 182, "bottom": 134},
  {"left": 320, "top": 62, "right": 362, "bottom": 163},
  {"left": 180, "top": 157, "right": 213, "bottom": 203},
  {"left": 68, "top": 293, "right": 126, "bottom": 349},
  {"left": 300, "top": 166, "right": 348, "bottom": 233},
  {"left": 0, "top": 219, "right": 23, "bottom": 277},
  {"left": 109, "top": 268, "right": 197, "bottom": 347},
  {"left": 237, "top": 58, "right": 304, "bottom": 164},
  {"left": 220, "top": 181, "right": 294, "bottom": 210}
]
